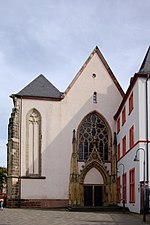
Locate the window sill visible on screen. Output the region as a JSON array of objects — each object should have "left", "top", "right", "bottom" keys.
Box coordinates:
[{"left": 21, "top": 176, "right": 46, "bottom": 179}]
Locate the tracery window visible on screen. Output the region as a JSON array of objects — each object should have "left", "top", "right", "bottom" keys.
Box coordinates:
[
  {"left": 78, "top": 112, "right": 109, "bottom": 161},
  {"left": 26, "top": 108, "right": 41, "bottom": 176}
]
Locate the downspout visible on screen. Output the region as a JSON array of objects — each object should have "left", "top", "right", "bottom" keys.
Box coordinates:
[
  {"left": 146, "top": 75, "right": 150, "bottom": 183},
  {"left": 18, "top": 96, "right": 22, "bottom": 207}
]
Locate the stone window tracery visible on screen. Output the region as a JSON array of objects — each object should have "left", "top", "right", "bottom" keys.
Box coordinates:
[
  {"left": 78, "top": 112, "right": 109, "bottom": 161},
  {"left": 26, "top": 108, "right": 41, "bottom": 176}
]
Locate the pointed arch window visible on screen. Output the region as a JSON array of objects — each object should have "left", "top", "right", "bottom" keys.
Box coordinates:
[
  {"left": 26, "top": 109, "right": 41, "bottom": 176},
  {"left": 77, "top": 112, "right": 110, "bottom": 161}
]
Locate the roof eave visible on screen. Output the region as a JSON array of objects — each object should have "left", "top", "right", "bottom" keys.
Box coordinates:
[
  {"left": 114, "top": 73, "right": 150, "bottom": 120},
  {"left": 11, "top": 94, "right": 63, "bottom": 101}
]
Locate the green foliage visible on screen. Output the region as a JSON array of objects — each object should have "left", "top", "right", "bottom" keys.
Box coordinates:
[{"left": 0, "top": 167, "right": 7, "bottom": 193}]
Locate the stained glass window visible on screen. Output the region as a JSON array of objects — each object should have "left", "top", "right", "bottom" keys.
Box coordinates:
[{"left": 78, "top": 112, "right": 109, "bottom": 161}]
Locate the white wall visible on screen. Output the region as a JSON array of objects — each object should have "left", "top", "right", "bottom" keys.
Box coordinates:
[
  {"left": 84, "top": 168, "right": 104, "bottom": 184},
  {"left": 19, "top": 52, "right": 123, "bottom": 199},
  {"left": 117, "top": 77, "right": 150, "bottom": 213}
]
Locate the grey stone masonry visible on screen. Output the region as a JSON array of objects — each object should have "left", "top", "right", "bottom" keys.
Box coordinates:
[{"left": 7, "top": 104, "right": 20, "bottom": 206}]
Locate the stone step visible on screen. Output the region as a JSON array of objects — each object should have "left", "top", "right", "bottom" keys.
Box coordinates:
[{"left": 67, "top": 205, "right": 129, "bottom": 212}]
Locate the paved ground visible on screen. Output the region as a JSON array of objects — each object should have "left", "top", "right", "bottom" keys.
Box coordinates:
[{"left": 0, "top": 208, "right": 150, "bottom": 225}]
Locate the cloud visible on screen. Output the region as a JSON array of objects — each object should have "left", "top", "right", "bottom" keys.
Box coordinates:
[{"left": 0, "top": 0, "right": 150, "bottom": 166}]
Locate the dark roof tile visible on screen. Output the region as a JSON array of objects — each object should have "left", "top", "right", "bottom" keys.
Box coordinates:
[
  {"left": 139, "top": 46, "right": 150, "bottom": 74},
  {"left": 15, "top": 74, "right": 62, "bottom": 99}
]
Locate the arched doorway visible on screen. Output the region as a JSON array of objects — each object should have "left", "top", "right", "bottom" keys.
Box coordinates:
[
  {"left": 79, "top": 160, "right": 111, "bottom": 206},
  {"left": 84, "top": 167, "right": 104, "bottom": 206},
  {"left": 69, "top": 111, "right": 116, "bottom": 207}
]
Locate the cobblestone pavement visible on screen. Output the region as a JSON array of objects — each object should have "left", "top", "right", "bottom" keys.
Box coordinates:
[{"left": 0, "top": 208, "right": 150, "bottom": 225}]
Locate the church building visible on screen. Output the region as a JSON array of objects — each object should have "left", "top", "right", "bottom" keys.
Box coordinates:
[{"left": 7, "top": 46, "right": 150, "bottom": 213}]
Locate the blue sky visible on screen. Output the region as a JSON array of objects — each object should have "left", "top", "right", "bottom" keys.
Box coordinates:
[{"left": 0, "top": 0, "right": 150, "bottom": 166}]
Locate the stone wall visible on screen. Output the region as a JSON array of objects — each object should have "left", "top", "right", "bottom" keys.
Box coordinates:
[{"left": 7, "top": 103, "right": 20, "bottom": 206}]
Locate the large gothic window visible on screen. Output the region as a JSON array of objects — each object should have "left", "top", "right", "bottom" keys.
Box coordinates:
[
  {"left": 26, "top": 109, "right": 41, "bottom": 176},
  {"left": 78, "top": 112, "right": 109, "bottom": 161}
]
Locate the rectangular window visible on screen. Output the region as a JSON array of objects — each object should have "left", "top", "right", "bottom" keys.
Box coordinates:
[
  {"left": 129, "top": 168, "right": 135, "bottom": 203},
  {"left": 122, "top": 106, "right": 126, "bottom": 126},
  {"left": 129, "top": 92, "right": 133, "bottom": 114},
  {"left": 122, "top": 136, "right": 126, "bottom": 156},
  {"left": 129, "top": 125, "right": 134, "bottom": 148},
  {"left": 117, "top": 143, "right": 120, "bottom": 160},
  {"left": 123, "top": 173, "right": 127, "bottom": 203},
  {"left": 117, "top": 117, "right": 120, "bottom": 133},
  {"left": 117, "top": 176, "right": 120, "bottom": 203}
]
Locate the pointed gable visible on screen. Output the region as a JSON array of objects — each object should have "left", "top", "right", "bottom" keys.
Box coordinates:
[
  {"left": 114, "top": 46, "right": 150, "bottom": 120},
  {"left": 64, "top": 46, "right": 124, "bottom": 97},
  {"left": 14, "top": 74, "right": 62, "bottom": 99},
  {"left": 139, "top": 46, "right": 150, "bottom": 74}
]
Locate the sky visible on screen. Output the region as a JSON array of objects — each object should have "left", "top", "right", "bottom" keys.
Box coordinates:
[{"left": 0, "top": 0, "right": 150, "bottom": 167}]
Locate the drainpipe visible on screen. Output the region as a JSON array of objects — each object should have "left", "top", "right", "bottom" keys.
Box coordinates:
[
  {"left": 146, "top": 75, "right": 150, "bottom": 183},
  {"left": 18, "top": 96, "right": 22, "bottom": 207}
]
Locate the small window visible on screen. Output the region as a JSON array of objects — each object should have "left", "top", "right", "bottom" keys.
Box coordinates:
[
  {"left": 117, "top": 117, "right": 120, "bottom": 133},
  {"left": 93, "top": 92, "right": 97, "bottom": 103},
  {"left": 117, "top": 176, "right": 121, "bottom": 203},
  {"left": 122, "top": 106, "right": 126, "bottom": 126},
  {"left": 92, "top": 73, "right": 96, "bottom": 78},
  {"left": 122, "top": 135, "right": 126, "bottom": 156},
  {"left": 129, "top": 125, "right": 134, "bottom": 148},
  {"left": 129, "top": 92, "right": 133, "bottom": 114},
  {"left": 117, "top": 143, "right": 120, "bottom": 160},
  {"left": 123, "top": 173, "right": 127, "bottom": 203},
  {"left": 129, "top": 168, "right": 135, "bottom": 203}
]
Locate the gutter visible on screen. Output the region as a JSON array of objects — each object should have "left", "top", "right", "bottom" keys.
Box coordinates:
[{"left": 18, "top": 96, "right": 22, "bottom": 207}]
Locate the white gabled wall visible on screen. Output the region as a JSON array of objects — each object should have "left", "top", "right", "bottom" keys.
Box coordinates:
[{"left": 20, "top": 52, "right": 123, "bottom": 200}]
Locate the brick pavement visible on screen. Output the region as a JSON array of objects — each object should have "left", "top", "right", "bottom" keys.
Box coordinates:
[{"left": 0, "top": 208, "right": 150, "bottom": 225}]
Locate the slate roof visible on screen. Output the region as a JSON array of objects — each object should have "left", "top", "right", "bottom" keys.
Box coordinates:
[
  {"left": 15, "top": 74, "right": 62, "bottom": 99},
  {"left": 139, "top": 46, "right": 150, "bottom": 74},
  {"left": 114, "top": 46, "right": 150, "bottom": 120}
]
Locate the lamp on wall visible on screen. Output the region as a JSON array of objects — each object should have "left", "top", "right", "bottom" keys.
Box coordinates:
[{"left": 133, "top": 148, "right": 146, "bottom": 222}]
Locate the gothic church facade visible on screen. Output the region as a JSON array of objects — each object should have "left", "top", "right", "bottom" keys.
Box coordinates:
[{"left": 7, "top": 46, "right": 150, "bottom": 212}]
